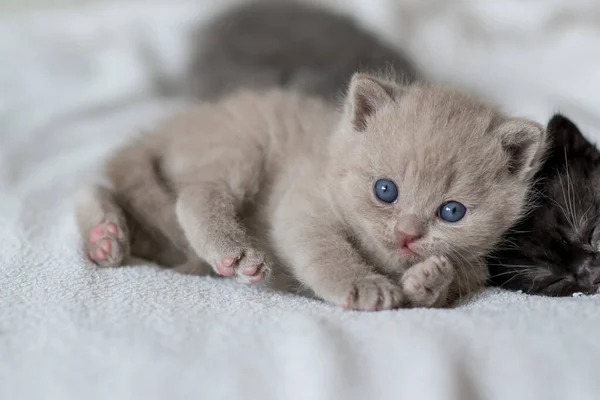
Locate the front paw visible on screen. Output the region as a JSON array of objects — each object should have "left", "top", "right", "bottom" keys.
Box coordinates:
[
  {"left": 344, "top": 275, "right": 404, "bottom": 311},
  {"left": 211, "top": 247, "right": 272, "bottom": 284},
  {"left": 401, "top": 256, "right": 455, "bottom": 308}
]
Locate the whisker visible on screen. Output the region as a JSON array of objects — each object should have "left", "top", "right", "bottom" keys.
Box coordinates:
[
  {"left": 504, "top": 228, "right": 532, "bottom": 235},
  {"left": 446, "top": 247, "right": 484, "bottom": 298},
  {"left": 487, "top": 262, "right": 536, "bottom": 270},
  {"left": 487, "top": 269, "right": 532, "bottom": 280},
  {"left": 579, "top": 203, "right": 593, "bottom": 229},
  {"left": 553, "top": 178, "right": 576, "bottom": 230},
  {"left": 499, "top": 272, "right": 531, "bottom": 288}
]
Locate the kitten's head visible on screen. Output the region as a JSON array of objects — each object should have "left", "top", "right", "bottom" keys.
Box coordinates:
[
  {"left": 488, "top": 114, "right": 600, "bottom": 296},
  {"left": 327, "top": 73, "right": 546, "bottom": 279}
]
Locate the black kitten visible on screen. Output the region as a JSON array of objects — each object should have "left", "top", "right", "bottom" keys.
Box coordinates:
[
  {"left": 488, "top": 114, "right": 600, "bottom": 296},
  {"left": 188, "top": 1, "right": 418, "bottom": 100}
]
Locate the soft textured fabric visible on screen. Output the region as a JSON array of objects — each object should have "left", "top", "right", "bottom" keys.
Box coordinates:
[{"left": 1, "top": 1, "right": 600, "bottom": 399}]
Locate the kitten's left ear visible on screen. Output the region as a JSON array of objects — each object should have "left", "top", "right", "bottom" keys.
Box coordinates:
[
  {"left": 345, "top": 73, "right": 396, "bottom": 131},
  {"left": 496, "top": 118, "right": 547, "bottom": 179}
]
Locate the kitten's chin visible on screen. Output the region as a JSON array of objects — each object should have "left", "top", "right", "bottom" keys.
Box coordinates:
[
  {"left": 397, "top": 247, "right": 419, "bottom": 259},
  {"left": 394, "top": 250, "right": 421, "bottom": 266},
  {"left": 378, "top": 240, "right": 427, "bottom": 270}
]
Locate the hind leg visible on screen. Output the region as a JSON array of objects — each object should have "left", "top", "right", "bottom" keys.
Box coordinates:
[{"left": 75, "top": 184, "right": 130, "bottom": 267}]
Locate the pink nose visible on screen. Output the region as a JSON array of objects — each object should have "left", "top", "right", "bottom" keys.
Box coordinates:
[
  {"left": 397, "top": 232, "right": 421, "bottom": 248},
  {"left": 396, "top": 214, "right": 424, "bottom": 250}
]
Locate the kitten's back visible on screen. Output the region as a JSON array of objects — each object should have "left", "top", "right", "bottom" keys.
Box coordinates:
[{"left": 189, "top": 1, "right": 418, "bottom": 100}]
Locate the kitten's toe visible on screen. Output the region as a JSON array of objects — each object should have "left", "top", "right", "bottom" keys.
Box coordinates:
[
  {"left": 235, "top": 249, "right": 271, "bottom": 284},
  {"left": 240, "top": 264, "right": 265, "bottom": 283},
  {"left": 344, "top": 275, "right": 403, "bottom": 311},
  {"left": 402, "top": 256, "right": 455, "bottom": 307},
  {"left": 214, "top": 257, "right": 236, "bottom": 277},
  {"left": 212, "top": 248, "right": 270, "bottom": 284},
  {"left": 87, "top": 221, "right": 127, "bottom": 268}
]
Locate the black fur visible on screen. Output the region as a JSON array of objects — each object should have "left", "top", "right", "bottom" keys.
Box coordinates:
[{"left": 488, "top": 114, "right": 600, "bottom": 296}]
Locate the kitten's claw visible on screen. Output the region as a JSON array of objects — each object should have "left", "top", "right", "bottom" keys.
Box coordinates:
[
  {"left": 401, "top": 256, "right": 455, "bottom": 307},
  {"left": 212, "top": 248, "right": 270, "bottom": 284},
  {"left": 87, "top": 221, "right": 127, "bottom": 268},
  {"left": 344, "top": 275, "right": 403, "bottom": 311}
]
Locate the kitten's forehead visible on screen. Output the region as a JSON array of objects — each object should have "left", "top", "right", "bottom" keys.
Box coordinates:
[
  {"left": 366, "top": 85, "right": 506, "bottom": 184},
  {"left": 395, "top": 85, "right": 499, "bottom": 142},
  {"left": 547, "top": 162, "right": 600, "bottom": 212}
]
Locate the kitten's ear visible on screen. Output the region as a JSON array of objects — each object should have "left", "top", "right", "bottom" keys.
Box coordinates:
[
  {"left": 547, "top": 114, "right": 595, "bottom": 157},
  {"left": 345, "top": 73, "right": 395, "bottom": 131},
  {"left": 496, "top": 118, "right": 546, "bottom": 179}
]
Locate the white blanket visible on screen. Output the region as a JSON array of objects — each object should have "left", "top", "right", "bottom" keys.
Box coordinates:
[{"left": 1, "top": 1, "right": 600, "bottom": 399}]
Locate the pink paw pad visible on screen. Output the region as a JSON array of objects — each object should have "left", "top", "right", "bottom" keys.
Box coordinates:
[
  {"left": 88, "top": 222, "right": 120, "bottom": 264},
  {"left": 246, "top": 270, "right": 264, "bottom": 283},
  {"left": 212, "top": 256, "right": 266, "bottom": 283},
  {"left": 214, "top": 258, "right": 236, "bottom": 277},
  {"left": 241, "top": 263, "right": 265, "bottom": 283}
]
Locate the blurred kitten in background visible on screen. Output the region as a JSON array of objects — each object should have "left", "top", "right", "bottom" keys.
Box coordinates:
[{"left": 187, "top": 0, "right": 418, "bottom": 100}]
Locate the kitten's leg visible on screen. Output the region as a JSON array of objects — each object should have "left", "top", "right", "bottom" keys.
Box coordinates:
[
  {"left": 105, "top": 139, "right": 189, "bottom": 251},
  {"left": 401, "top": 256, "right": 455, "bottom": 308},
  {"left": 176, "top": 182, "right": 270, "bottom": 284},
  {"left": 75, "top": 185, "right": 129, "bottom": 267},
  {"left": 277, "top": 223, "right": 403, "bottom": 311},
  {"left": 77, "top": 184, "right": 202, "bottom": 271}
]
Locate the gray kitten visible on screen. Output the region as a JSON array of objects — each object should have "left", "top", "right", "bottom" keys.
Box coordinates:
[
  {"left": 76, "top": 73, "right": 547, "bottom": 310},
  {"left": 188, "top": 0, "right": 418, "bottom": 100}
]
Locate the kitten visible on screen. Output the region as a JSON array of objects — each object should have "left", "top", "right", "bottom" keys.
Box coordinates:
[
  {"left": 188, "top": 0, "right": 417, "bottom": 100},
  {"left": 76, "top": 73, "right": 546, "bottom": 310},
  {"left": 488, "top": 114, "right": 600, "bottom": 296}
]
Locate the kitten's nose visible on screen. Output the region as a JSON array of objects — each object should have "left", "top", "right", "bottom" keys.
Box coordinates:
[{"left": 396, "top": 214, "right": 424, "bottom": 250}]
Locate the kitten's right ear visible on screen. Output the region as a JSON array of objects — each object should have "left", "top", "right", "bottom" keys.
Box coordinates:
[
  {"left": 547, "top": 113, "right": 595, "bottom": 156},
  {"left": 345, "top": 73, "right": 395, "bottom": 131}
]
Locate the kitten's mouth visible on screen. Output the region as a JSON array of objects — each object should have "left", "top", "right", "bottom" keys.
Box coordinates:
[{"left": 397, "top": 243, "right": 419, "bottom": 257}]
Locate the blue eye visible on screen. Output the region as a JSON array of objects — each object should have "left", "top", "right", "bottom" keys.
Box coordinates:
[
  {"left": 374, "top": 179, "right": 398, "bottom": 203},
  {"left": 438, "top": 201, "right": 467, "bottom": 222}
]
